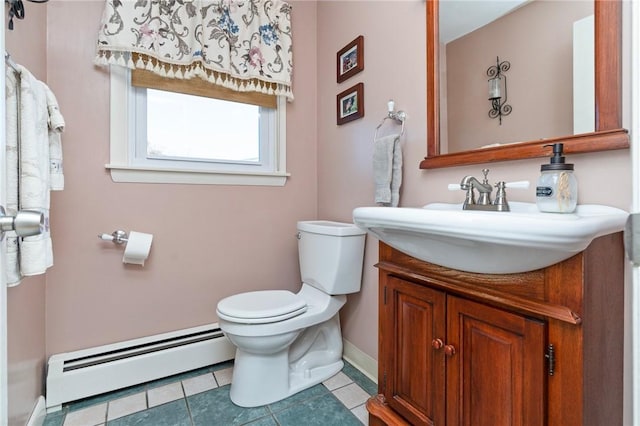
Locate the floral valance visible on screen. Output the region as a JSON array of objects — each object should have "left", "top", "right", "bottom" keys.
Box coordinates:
[{"left": 95, "top": 0, "right": 294, "bottom": 100}]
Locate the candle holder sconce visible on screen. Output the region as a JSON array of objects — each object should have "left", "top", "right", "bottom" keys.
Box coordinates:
[{"left": 487, "top": 56, "right": 512, "bottom": 125}]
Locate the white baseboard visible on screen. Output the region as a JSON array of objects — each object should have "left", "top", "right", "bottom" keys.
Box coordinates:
[
  {"left": 26, "top": 396, "right": 46, "bottom": 426},
  {"left": 342, "top": 339, "right": 377, "bottom": 384},
  {"left": 46, "top": 323, "right": 234, "bottom": 410}
]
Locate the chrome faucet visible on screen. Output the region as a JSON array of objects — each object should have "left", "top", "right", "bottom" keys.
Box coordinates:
[{"left": 457, "top": 169, "right": 512, "bottom": 212}]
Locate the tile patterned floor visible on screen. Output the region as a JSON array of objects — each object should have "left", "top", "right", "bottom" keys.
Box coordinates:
[{"left": 43, "top": 360, "right": 376, "bottom": 426}]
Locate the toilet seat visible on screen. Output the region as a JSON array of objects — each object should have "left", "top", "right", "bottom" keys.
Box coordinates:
[{"left": 217, "top": 290, "right": 307, "bottom": 324}]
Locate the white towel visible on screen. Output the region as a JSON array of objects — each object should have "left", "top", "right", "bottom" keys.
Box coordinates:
[
  {"left": 18, "top": 65, "right": 50, "bottom": 210},
  {"left": 373, "top": 134, "right": 402, "bottom": 207},
  {"left": 6, "top": 68, "right": 21, "bottom": 285},
  {"left": 5, "top": 64, "right": 61, "bottom": 285},
  {"left": 46, "top": 86, "right": 65, "bottom": 190}
]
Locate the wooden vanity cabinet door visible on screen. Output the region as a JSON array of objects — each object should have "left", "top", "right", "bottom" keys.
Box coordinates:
[
  {"left": 382, "top": 276, "right": 446, "bottom": 426},
  {"left": 446, "top": 296, "right": 546, "bottom": 426}
]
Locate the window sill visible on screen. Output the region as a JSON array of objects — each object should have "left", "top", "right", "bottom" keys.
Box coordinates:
[{"left": 105, "top": 164, "right": 289, "bottom": 186}]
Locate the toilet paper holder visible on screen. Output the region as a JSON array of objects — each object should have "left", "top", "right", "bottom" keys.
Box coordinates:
[
  {"left": 99, "top": 229, "right": 153, "bottom": 266},
  {"left": 99, "top": 230, "right": 128, "bottom": 245}
]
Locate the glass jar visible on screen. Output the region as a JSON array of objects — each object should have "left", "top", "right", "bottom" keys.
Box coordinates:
[{"left": 536, "top": 170, "right": 578, "bottom": 213}]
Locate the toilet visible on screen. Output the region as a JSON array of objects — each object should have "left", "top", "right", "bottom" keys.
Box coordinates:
[{"left": 216, "top": 220, "right": 366, "bottom": 407}]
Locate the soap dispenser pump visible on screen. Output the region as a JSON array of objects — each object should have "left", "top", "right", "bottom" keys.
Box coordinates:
[{"left": 536, "top": 143, "right": 577, "bottom": 213}]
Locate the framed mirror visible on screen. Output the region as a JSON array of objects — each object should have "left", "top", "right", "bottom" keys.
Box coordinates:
[{"left": 420, "top": 0, "right": 628, "bottom": 169}]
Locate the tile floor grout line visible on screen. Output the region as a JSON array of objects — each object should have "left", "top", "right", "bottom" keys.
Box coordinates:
[
  {"left": 181, "top": 381, "right": 196, "bottom": 426},
  {"left": 144, "top": 388, "right": 150, "bottom": 418}
]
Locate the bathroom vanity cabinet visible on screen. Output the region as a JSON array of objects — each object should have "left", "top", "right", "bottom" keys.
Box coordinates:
[{"left": 367, "top": 233, "right": 624, "bottom": 426}]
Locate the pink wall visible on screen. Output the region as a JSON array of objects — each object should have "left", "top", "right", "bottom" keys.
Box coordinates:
[
  {"left": 44, "top": 0, "right": 318, "bottom": 354},
  {"left": 445, "top": 1, "right": 592, "bottom": 151},
  {"left": 316, "top": 1, "right": 631, "bottom": 362},
  {"left": 5, "top": 3, "right": 48, "bottom": 424},
  {"left": 317, "top": 1, "right": 428, "bottom": 359}
]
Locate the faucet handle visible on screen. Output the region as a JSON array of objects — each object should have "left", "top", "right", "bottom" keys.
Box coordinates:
[
  {"left": 493, "top": 182, "right": 510, "bottom": 211},
  {"left": 504, "top": 180, "right": 530, "bottom": 189},
  {"left": 482, "top": 168, "right": 490, "bottom": 183}
]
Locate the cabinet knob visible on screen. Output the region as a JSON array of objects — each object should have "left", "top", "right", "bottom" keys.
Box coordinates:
[
  {"left": 444, "top": 345, "right": 456, "bottom": 356},
  {"left": 432, "top": 338, "right": 444, "bottom": 349}
]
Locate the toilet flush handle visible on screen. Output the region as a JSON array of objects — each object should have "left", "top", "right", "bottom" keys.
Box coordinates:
[{"left": 296, "top": 232, "right": 302, "bottom": 240}]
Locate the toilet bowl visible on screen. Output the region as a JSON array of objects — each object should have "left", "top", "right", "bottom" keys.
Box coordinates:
[{"left": 216, "top": 221, "right": 366, "bottom": 407}]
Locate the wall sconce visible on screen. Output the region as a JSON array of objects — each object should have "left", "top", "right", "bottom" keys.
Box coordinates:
[{"left": 487, "top": 56, "right": 512, "bottom": 125}]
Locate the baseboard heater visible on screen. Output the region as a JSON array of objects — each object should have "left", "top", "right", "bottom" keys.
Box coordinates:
[{"left": 46, "top": 323, "right": 235, "bottom": 411}]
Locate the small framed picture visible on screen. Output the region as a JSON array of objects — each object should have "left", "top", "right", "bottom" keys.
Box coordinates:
[
  {"left": 336, "top": 35, "right": 364, "bottom": 83},
  {"left": 337, "top": 83, "right": 364, "bottom": 125}
]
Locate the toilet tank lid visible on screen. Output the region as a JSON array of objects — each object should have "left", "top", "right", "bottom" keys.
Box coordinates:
[{"left": 297, "top": 220, "right": 366, "bottom": 236}]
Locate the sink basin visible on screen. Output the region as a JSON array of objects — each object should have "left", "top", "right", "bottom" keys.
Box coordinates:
[{"left": 352, "top": 202, "right": 628, "bottom": 274}]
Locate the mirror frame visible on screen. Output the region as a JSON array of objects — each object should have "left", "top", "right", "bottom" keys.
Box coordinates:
[{"left": 420, "top": 0, "right": 629, "bottom": 169}]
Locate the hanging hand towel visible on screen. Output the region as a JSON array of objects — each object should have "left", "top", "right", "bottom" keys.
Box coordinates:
[
  {"left": 18, "top": 66, "right": 50, "bottom": 211},
  {"left": 45, "top": 86, "right": 65, "bottom": 190},
  {"left": 5, "top": 63, "right": 59, "bottom": 284},
  {"left": 17, "top": 65, "right": 53, "bottom": 277},
  {"left": 373, "top": 134, "right": 402, "bottom": 207},
  {"left": 5, "top": 68, "right": 21, "bottom": 285}
]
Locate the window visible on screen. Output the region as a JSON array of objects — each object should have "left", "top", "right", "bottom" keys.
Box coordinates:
[{"left": 106, "top": 67, "right": 288, "bottom": 186}]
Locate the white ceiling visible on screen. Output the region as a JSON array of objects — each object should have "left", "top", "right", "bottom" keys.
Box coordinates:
[{"left": 439, "top": 0, "right": 530, "bottom": 44}]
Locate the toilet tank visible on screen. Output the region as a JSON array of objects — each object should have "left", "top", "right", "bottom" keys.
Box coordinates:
[{"left": 297, "top": 221, "right": 366, "bottom": 295}]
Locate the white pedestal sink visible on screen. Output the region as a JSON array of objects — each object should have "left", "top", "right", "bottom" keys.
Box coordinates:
[{"left": 352, "top": 202, "right": 628, "bottom": 274}]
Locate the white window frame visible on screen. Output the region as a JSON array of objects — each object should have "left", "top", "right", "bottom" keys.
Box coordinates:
[{"left": 106, "top": 66, "right": 289, "bottom": 186}]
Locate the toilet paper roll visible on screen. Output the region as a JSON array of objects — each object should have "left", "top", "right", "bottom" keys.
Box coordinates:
[{"left": 122, "top": 231, "right": 153, "bottom": 266}]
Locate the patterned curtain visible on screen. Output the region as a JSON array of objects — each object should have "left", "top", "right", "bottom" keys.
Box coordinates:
[{"left": 95, "top": 0, "right": 293, "bottom": 100}]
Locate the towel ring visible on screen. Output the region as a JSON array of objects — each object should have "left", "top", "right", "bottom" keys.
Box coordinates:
[{"left": 375, "top": 100, "right": 406, "bottom": 140}]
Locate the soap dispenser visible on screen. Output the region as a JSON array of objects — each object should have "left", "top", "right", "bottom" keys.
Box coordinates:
[{"left": 536, "top": 143, "right": 577, "bottom": 213}]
